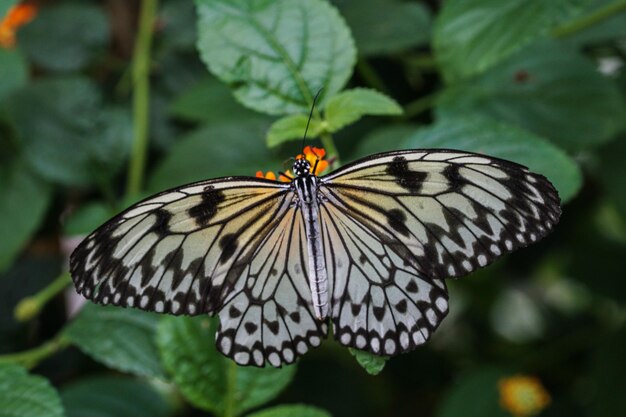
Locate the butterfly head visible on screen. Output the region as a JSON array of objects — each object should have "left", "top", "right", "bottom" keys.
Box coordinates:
[{"left": 293, "top": 158, "right": 312, "bottom": 177}]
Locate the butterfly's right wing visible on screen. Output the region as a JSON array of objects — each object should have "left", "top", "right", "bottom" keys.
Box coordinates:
[{"left": 70, "top": 177, "right": 326, "bottom": 367}]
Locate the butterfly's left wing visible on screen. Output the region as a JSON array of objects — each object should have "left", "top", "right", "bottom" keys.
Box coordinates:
[
  {"left": 70, "top": 177, "right": 326, "bottom": 367},
  {"left": 318, "top": 149, "right": 560, "bottom": 355}
]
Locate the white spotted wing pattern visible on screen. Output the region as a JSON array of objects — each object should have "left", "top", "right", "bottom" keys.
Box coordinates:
[{"left": 70, "top": 149, "right": 560, "bottom": 366}]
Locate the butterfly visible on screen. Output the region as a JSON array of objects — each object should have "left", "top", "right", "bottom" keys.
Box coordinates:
[{"left": 70, "top": 148, "right": 561, "bottom": 367}]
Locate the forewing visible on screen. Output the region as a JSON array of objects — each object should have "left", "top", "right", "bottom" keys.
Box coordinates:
[
  {"left": 321, "top": 149, "right": 561, "bottom": 280},
  {"left": 70, "top": 178, "right": 292, "bottom": 316},
  {"left": 319, "top": 195, "right": 449, "bottom": 356},
  {"left": 215, "top": 207, "right": 327, "bottom": 367}
]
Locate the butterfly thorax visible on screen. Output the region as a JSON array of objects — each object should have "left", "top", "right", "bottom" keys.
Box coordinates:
[{"left": 292, "top": 164, "right": 328, "bottom": 320}]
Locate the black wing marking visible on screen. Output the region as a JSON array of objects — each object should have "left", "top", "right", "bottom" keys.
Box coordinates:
[
  {"left": 321, "top": 149, "right": 560, "bottom": 280},
  {"left": 70, "top": 178, "right": 291, "bottom": 316}
]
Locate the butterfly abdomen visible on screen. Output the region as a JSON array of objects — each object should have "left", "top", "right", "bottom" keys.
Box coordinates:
[{"left": 295, "top": 175, "right": 329, "bottom": 320}]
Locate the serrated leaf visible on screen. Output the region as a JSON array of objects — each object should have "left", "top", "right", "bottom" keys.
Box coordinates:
[
  {"left": 437, "top": 42, "right": 626, "bottom": 152},
  {"left": 267, "top": 114, "right": 323, "bottom": 147},
  {"left": 61, "top": 376, "right": 172, "bottom": 417},
  {"left": 64, "top": 304, "right": 165, "bottom": 378},
  {"left": 195, "top": 0, "right": 356, "bottom": 114},
  {"left": 0, "top": 363, "right": 64, "bottom": 417},
  {"left": 349, "top": 348, "right": 388, "bottom": 375},
  {"left": 436, "top": 367, "right": 510, "bottom": 417},
  {"left": 433, "top": 0, "right": 589, "bottom": 82},
  {"left": 148, "top": 117, "right": 275, "bottom": 192},
  {"left": 169, "top": 76, "right": 257, "bottom": 123},
  {"left": 157, "top": 316, "right": 296, "bottom": 416},
  {"left": 325, "top": 88, "right": 402, "bottom": 132},
  {"left": 337, "top": 0, "right": 431, "bottom": 56},
  {"left": 0, "top": 159, "right": 51, "bottom": 272},
  {"left": 248, "top": 404, "right": 332, "bottom": 417},
  {"left": 17, "top": 3, "right": 109, "bottom": 72},
  {"left": 0, "top": 48, "right": 27, "bottom": 101},
  {"left": 402, "top": 116, "right": 582, "bottom": 202},
  {"left": 6, "top": 77, "right": 132, "bottom": 186}
]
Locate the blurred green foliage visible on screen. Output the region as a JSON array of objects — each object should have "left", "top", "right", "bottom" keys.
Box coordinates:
[{"left": 0, "top": 0, "right": 625, "bottom": 416}]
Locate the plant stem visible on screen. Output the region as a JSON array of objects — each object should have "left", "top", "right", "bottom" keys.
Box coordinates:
[
  {"left": 223, "top": 360, "right": 237, "bottom": 417},
  {"left": 126, "top": 0, "right": 158, "bottom": 198},
  {"left": 14, "top": 272, "right": 72, "bottom": 322},
  {"left": 552, "top": 0, "right": 626, "bottom": 38},
  {"left": 0, "top": 333, "right": 70, "bottom": 369}
]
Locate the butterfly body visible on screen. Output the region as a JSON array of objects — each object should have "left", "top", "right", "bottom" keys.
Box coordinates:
[
  {"left": 293, "top": 169, "right": 329, "bottom": 320},
  {"left": 70, "top": 149, "right": 561, "bottom": 367}
]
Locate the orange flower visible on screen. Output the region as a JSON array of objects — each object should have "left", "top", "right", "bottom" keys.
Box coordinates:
[
  {"left": 0, "top": 2, "right": 37, "bottom": 48},
  {"left": 297, "top": 146, "right": 329, "bottom": 176},
  {"left": 256, "top": 170, "right": 292, "bottom": 182},
  {"left": 255, "top": 146, "right": 329, "bottom": 182},
  {"left": 498, "top": 375, "right": 551, "bottom": 417}
]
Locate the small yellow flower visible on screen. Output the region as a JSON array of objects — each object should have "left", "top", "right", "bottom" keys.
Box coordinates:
[
  {"left": 498, "top": 375, "right": 551, "bottom": 417},
  {"left": 255, "top": 146, "right": 329, "bottom": 182},
  {"left": 0, "top": 2, "right": 37, "bottom": 49}
]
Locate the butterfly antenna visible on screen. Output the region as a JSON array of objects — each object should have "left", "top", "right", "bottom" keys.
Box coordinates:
[{"left": 301, "top": 89, "right": 323, "bottom": 153}]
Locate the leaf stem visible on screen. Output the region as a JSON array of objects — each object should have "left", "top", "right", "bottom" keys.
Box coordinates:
[
  {"left": 0, "top": 333, "right": 70, "bottom": 369},
  {"left": 223, "top": 360, "right": 238, "bottom": 417},
  {"left": 126, "top": 0, "right": 158, "bottom": 198},
  {"left": 14, "top": 272, "right": 72, "bottom": 322},
  {"left": 552, "top": 0, "right": 626, "bottom": 38}
]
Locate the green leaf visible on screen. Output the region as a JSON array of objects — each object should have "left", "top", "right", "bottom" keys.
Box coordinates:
[
  {"left": 17, "top": 3, "right": 109, "bottom": 72},
  {"left": 248, "top": 404, "right": 332, "bottom": 417},
  {"left": 437, "top": 42, "right": 626, "bottom": 152},
  {"left": 63, "top": 202, "right": 112, "bottom": 236},
  {"left": 0, "top": 48, "right": 27, "bottom": 102},
  {"left": 267, "top": 114, "right": 323, "bottom": 147},
  {"left": 6, "top": 77, "right": 132, "bottom": 186},
  {"left": 195, "top": 0, "right": 356, "bottom": 114},
  {"left": 562, "top": 0, "right": 626, "bottom": 46},
  {"left": 433, "top": 0, "right": 588, "bottom": 82},
  {"left": 337, "top": 0, "right": 431, "bottom": 56},
  {"left": 0, "top": 159, "right": 51, "bottom": 272},
  {"left": 348, "top": 348, "right": 388, "bottom": 375},
  {"left": 402, "top": 116, "right": 582, "bottom": 202},
  {"left": 64, "top": 304, "right": 165, "bottom": 378},
  {"left": 157, "top": 316, "right": 296, "bottom": 416},
  {"left": 148, "top": 117, "right": 275, "bottom": 192},
  {"left": 62, "top": 376, "right": 172, "bottom": 417},
  {"left": 169, "top": 76, "right": 257, "bottom": 123},
  {"left": 325, "top": 88, "right": 402, "bottom": 132},
  {"left": 0, "top": 363, "right": 64, "bottom": 417},
  {"left": 436, "top": 367, "right": 510, "bottom": 417}
]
